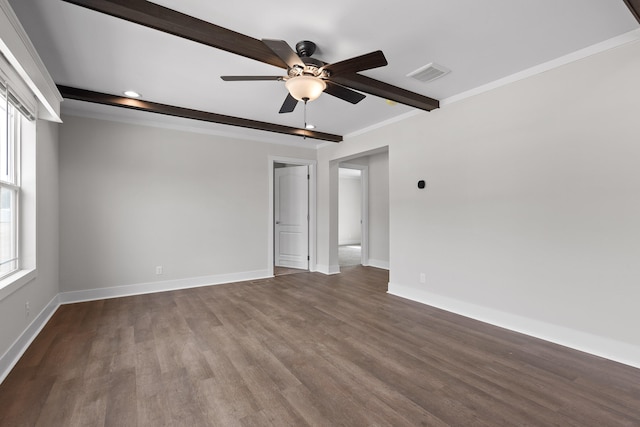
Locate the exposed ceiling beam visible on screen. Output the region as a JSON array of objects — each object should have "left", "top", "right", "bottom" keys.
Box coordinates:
[
  {"left": 60, "top": 0, "right": 439, "bottom": 112},
  {"left": 331, "top": 74, "right": 439, "bottom": 111},
  {"left": 58, "top": 85, "right": 343, "bottom": 143},
  {"left": 623, "top": 0, "right": 640, "bottom": 23}
]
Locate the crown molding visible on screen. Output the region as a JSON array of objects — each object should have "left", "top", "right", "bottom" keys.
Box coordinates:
[
  {"left": 441, "top": 29, "right": 640, "bottom": 107},
  {"left": 0, "top": 0, "right": 62, "bottom": 122}
]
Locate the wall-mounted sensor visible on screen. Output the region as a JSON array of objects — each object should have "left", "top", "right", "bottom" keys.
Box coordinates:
[{"left": 417, "top": 180, "right": 426, "bottom": 189}]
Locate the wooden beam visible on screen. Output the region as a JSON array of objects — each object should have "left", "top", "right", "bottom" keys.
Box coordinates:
[
  {"left": 61, "top": 0, "right": 440, "bottom": 112},
  {"left": 58, "top": 85, "right": 343, "bottom": 143},
  {"left": 623, "top": 0, "right": 640, "bottom": 23}
]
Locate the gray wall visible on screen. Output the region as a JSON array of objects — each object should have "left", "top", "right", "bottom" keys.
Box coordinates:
[
  {"left": 317, "top": 39, "right": 640, "bottom": 366},
  {"left": 338, "top": 172, "right": 362, "bottom": 246},
  {"left": 338, "top": 152, "right": 390, "bottom": 267},
  {"left": 59, "top": 115, "right": 315, "bottom": 292},
  {"left": 0, "top": 119, "right": 59, "bottom": 361},
  {"left": 367, "top": 151, "right": 389, "bottom": 268},
  {"left": 387, "top": 40, "right": 640, "bottom": 351}
]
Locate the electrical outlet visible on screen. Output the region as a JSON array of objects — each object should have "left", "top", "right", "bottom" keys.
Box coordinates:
[
  {"left": 155, "top": 266, "right": 163, "bottom": 275},
  {"left": 419, "top": 273, "right": 426, "bottom": 284},
  {"left": 25, "top": 301, "right": 30, "bottom": 317}
]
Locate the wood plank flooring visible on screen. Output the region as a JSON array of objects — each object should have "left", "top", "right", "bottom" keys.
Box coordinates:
[
  {"left": 1, "top": 266, "right": 640, "bottom": 426},
  {"left": 273, "top": 266, "right": 307, "bottom": 277}
]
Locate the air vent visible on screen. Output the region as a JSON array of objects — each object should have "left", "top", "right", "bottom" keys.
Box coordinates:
[{"left": 407, "top": 62, "right": 450, "bottom": 83}]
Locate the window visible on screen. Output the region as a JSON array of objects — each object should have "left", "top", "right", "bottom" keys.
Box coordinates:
[{"left": 0, "top": 80, "right": 28, "bottom": 280}]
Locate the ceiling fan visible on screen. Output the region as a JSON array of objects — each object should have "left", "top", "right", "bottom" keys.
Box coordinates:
[
  {"left": 221, "top": 39, "right": 387, "bottom": 114},
  {"left": 59, "top": 0, "right": 440, "bottom": 142}
]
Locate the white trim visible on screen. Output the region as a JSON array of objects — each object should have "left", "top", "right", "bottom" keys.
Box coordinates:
[
  {"left": 0, "top": 52, "right": 36, "bottom": 116},
  {"left": 342, "top": 30, "right": 640, "bottom": 140},
  {"left": 1, "top": 269, "right": 271, "bottom": 384},
  {"left": 344, "top": 109, "right": 423, "bottom": 139},
  {"left": 339, "top": 163, "right": 369, "bottom": 266},
  {"left": 388, "top": 282, "right": 640, "bottom": 370},
  {"left": 4, "top": 272, "right": 636, "bottom": 386},
  {"left": 366, "top": 259, "right": 389, "bottom": 270},
  {"left": 268, "top": 156, "right": 317, "bottom": 275},
  {"left": 58, "top": 269, "right": 271, "bottom": 304},
  {"left": 0, "top": 293, "right": 59, "bottom": 384},
  {"left": 0, "top": 268, "right": 36, "bottom": 301},
  {"left": 441, "top": 28, "right": 640, "bottom": 107},
  {"left": 0, "top": 0, "right": 61, "bottom": 122},
  {"left": 314, "top": 264, "right": 341, "bottom": 275}
]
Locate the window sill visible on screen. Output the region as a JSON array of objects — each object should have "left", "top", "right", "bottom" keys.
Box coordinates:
[{"left": 0, "top": 269, "right": 37, "bottom": 302}]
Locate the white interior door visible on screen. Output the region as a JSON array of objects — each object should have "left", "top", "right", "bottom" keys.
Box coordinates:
[{"left": 275, "top": 165, "right": 309, "bottom": 269}]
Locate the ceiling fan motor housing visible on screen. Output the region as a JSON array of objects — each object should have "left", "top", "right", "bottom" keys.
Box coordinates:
[
  {"left": 221, "top": 37, "right": 396, "bottom": 114},
  {"left": 291, "top": 41, "right": 325, "bottom": 76},
  {"left": 295, "top": 40, "right": 317, "bottom": 57}
]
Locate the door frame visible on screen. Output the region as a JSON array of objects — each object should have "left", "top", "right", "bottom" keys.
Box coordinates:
[
  {"left": 339, "top": 163, "right": 369, "bottom": 266},
  {"left": 274, "top": 164, "right": 309, "bottom": 270},
  {"left": 268, "top": 156, "right": 317, "bottom": 276}
]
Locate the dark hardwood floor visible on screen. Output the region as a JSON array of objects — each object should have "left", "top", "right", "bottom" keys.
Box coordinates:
[
  {"left": 1, "top": 266, "right": 640, "bottom": 426},
  {"left": 273, "top": 266, "right": 307, "bottom": 277}
]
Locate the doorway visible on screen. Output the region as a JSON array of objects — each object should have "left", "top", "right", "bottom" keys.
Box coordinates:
[{"left": 338, "top": 163, "right": 368, "bottom": 267}]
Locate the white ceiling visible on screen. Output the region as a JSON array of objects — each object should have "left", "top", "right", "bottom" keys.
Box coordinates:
[{"left": 9, "top": 0, "right": 639, "bottom": 144}]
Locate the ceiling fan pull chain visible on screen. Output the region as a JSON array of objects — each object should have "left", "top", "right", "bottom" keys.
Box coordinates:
[{"left": 303, "top": 98, "right": 308, "bottom": 140}]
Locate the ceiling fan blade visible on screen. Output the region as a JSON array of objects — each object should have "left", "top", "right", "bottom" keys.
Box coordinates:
[
  {"left": 279, "top": 93, "right": 298, "bottom": 114},
  {"left": 61, "top": 0, "right": 287, "bottom": 69},
  {"left": 323, "top": 51, "right": 388, "bottom": 76},
  {"left": 262, "top": 39, "right": 304, "bottom": 70},
  {"left": 331, "top": 74, "right": 439, "bottom": 111},
  {"left": 324, "top": 81, "right": 366, "bottom": 104},
  {"left": 221, "top": 76, "right": 283, "bottom": 81}
]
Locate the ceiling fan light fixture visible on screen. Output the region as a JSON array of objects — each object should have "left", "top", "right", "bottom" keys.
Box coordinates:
[{"left": 285, "top": 75, "right": 326, "bottom": 102}]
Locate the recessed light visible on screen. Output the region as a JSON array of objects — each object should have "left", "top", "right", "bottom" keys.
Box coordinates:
[
  {"left": 123, "top": 90, "right": 141, "bottom": 98},
  {"left": 305, "top": 124, "right": 315, "bottom": 130}
]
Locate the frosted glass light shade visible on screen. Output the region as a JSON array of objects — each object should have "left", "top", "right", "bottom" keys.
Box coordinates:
[{"left": 285, "top": 75, "right": 326, "bottom": 101}]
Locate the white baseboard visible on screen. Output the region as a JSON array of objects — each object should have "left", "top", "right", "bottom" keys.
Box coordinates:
[
  {"left": 0, "top": 294, "right": 60, "bottom": 384},
  {"left": 315, "top": 264, "right": 341, "bottom": 275},
  {"left": 388, "top": 282, "right": 640, "bottom": 370},
  {"left": 0, "top": 269, "right": 274, "bottom": 385},
  {"left": 59, "top": 269, "right": 272, "bottom": 304},
  {"left": 366, "top": 259, "right": 389, "bottom": 270}
]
